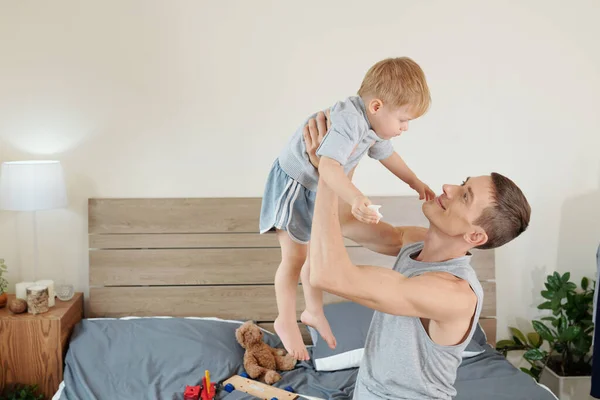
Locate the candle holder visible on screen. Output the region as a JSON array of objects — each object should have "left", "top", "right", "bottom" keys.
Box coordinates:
[{"left": 56, "top": 283, "right": 75, "bottom": 301}]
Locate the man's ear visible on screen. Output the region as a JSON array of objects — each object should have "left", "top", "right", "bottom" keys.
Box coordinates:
[
  {"left": 463, "top": 227, "right": 488, "bottom": 248},
  {"left": 368, "top": 98, "right": 383, "bottom": 114}
]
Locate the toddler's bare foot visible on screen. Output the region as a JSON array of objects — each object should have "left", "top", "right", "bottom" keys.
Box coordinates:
[
  {"left": 274, "top": 317, "right": 309, "bottom": 361},
  {"left": 301, "top": 310, "right": 337, "bottom": 349}
]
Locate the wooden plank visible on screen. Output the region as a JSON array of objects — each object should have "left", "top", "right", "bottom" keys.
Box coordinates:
[
  {"left": 90, "top": 248, "right": 282, "bottom": 286},
  {"left": 89, "top": 286, "right": 350, "bottom": 320},
  {"left": 471, "top": 250, "right": 495, "bottom": 280},
  {"left": 89, "top": 282, "right": 496, "bottom": 320},
  {"left": 258, "top": 322, "right": 313, "bottom": 345},
  {"left": 481, "top": 281, "right": 496, "bottom": 317},
  {"left": 88, "top": 198, "right": 264, "bottom": 234},
  {"left": 89, "top": 247, "right": 388, "bottom": 286},
  {"left": 223, "top": 376, "right": 298, "bottom": 399},
  {"left": 89, "top": 233, "right": 359, "bottom": 249},
  {"left": 90, "top": 286, "right": 281, "bottom": 320},
  {"left": 368, "top": 196, "right": 429, "bottom": 227},
  {"left": 479, "top": 318, "right": 497, "bottom": 346},
  {"left": 89, "top": 246, "right": 494, "bottom": 286},
  {"left": 88, "top": 196, "right": 430, "bottom": 235}
]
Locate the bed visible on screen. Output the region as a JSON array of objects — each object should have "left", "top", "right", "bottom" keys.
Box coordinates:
[{"left": 52, "top": 196, "right": 557, "bottom": 400}]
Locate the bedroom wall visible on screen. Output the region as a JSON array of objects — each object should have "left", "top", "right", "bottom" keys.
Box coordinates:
[{"left": 0, "top": 0, "right": 599, "bottom": 340}]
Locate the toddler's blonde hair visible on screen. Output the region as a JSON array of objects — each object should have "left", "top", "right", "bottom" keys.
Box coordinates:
[{"left": 358, "top": 57, "right": 431, "bottom": 117}]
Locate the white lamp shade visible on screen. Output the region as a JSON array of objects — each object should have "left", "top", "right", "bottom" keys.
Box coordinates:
[{"left": 0, "top": 161, "right": 68, "bottom": 211}]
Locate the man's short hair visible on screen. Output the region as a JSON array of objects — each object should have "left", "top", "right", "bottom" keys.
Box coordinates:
[
  {"left": 475, "top": 173, "right": 531, "bottom": 250},
  {"left": 357, "top": 57, "right": 431, "bottom": 118}
]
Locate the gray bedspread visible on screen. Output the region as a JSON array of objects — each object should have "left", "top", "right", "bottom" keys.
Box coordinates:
[{"left": 57, "top": 318, "right": 556, "bottom": 400}]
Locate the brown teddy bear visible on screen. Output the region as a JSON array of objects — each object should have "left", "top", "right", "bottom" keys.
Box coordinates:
[{"left": 235, "top": 321, "right": 297, "bottom": 384}]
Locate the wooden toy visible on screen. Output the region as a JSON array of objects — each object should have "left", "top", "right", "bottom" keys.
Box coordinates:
[{"left": 223, "top": 375, "right": 298, "bottom": 399}]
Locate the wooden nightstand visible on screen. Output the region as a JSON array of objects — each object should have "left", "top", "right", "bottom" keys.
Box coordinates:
[{"left": 0, "top": 292, "right": 83, "bottom": 399}]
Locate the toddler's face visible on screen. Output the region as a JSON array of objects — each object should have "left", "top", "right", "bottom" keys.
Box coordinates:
[{"left": 370, "top": 103, "right": 414, "bottom": 140}]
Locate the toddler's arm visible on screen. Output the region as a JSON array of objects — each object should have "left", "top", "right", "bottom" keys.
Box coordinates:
[
  {"left": 380, "top": 152, "right": 435, "bottom": 201},
  {"left": 318, "top": 157, "right": 379, "bottom": 224}
]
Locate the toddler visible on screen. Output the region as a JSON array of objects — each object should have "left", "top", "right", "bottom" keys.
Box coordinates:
[{"left": 259, "top": 57, "right": 434, "bottom": 361}]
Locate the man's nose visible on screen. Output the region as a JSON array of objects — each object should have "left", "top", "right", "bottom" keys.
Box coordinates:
[{"left": 442, "top": 184, "right": 452, "bottom": 198}]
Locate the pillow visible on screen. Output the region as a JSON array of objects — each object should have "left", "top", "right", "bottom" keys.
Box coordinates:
[
  {"left": 308, "top": 302, "right": 488, "bottom": 370},
  {"left": 462, "top": 322, "right": 488, "bottom": 358},
  {"left": 308, "top": 302, "right": 374, "bottom": 371},
  {"left": 472, "top": 320, "right": 488, "bottom": 345}
]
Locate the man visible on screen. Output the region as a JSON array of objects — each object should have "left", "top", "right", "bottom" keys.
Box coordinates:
[{"left": 302, "top": 111, "right": 531, "bottom": 399}]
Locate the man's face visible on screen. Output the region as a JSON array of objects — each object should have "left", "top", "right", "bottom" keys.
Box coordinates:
[{"left": 422, "top": 176, "right": 494, "bottom": 244}]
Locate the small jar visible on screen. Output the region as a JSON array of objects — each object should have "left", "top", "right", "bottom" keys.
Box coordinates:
[{"left": 26, "top": 285, "right": 49, "bottom": 315}]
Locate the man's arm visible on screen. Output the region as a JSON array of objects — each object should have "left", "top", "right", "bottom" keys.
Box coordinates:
[
  {"left": 338, "top": 196, "right": 427, "bottom": 257},
  {"left": 309, "top": 177, "right": 476, "bottom": 321}
]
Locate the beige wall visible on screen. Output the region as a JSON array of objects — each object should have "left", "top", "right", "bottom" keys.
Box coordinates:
[{"left": 0, "top": 0, "right": 599, "bottom": 340}]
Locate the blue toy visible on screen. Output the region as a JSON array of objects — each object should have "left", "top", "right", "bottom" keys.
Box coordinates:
[{"left": 224, "top": 383, "right": 235, "bottom": 393}]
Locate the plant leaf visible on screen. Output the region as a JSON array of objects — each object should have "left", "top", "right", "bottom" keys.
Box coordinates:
[
  {"left": 496, "top": 339, "right": 517, "bottom": 349},
  {"left": 524, "top": 348, "right": 545, "bottom": 361},
  {"left": 565, "top": 282, "right": 577, "bottom": 291},
  {"left": 548, "top": 274, "right": 559, "bottom": 290},
  {"left": 558, "top": 314, "right": 568, "bottom": 334},
  {"left": 532, "top": 320, "right": 554, "bottom": 341},
  {"left": 541, "top": 290, "right": 553, "bottom": 300},
  {"left": 551, "top": 295, "right": 561, "bottom": 310},
  {"left": 527, "top": 332, "right": 542, "bottom": 348},
  {"left": 581, "top": 319, "right": 594, "bottom": 326},
  {"left": 560, "top": 326, "right": 581, "bottom": 342},
  {"left": 561, "top": 272, "right": 571, "bottom": 282},
  {"left": 510, "top": 327, "right": 527, "bottom": 345},
  {"left": 512, "top": 335, "right": 524, "bottom": 346},
  {"left": 538, "top": 301, "right": 553, "bottom": 310},
  {"left": 520, "top": 367, "right": 536, "bottom": 378}
]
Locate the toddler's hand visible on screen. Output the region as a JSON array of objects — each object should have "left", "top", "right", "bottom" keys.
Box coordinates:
[
  {"left": 411, "top": 180, "right": 436, "bottom": 201},
  {"left": 352, "top": 196, "right": 380, "bottom": 224}
]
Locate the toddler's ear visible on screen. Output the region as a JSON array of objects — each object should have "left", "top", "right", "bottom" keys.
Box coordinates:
[{"left": 367, "top": 98, "right": 383, "bottom": 114}]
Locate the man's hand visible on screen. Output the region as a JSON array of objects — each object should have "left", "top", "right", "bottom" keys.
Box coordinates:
[
  {"left": 303, "top": 110, "right": 331, "bottom": 169},
  {"left": 411, "top": 180, "right": 436, "bottom": 201}
]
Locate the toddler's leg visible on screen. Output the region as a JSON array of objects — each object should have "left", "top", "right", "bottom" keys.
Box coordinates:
[
  {"left": 300, "top": 248, "right": 337, "bottom": 349},
  {"left": 273, "top": 229, "right": 309, "bottom": 361}
]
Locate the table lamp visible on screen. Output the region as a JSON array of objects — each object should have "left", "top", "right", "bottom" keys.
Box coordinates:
[{"left": 0, "top": 161, "right": 68, "bottom": 302}]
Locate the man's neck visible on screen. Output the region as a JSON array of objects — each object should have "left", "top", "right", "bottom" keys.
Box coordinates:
[{"left": 415, "top": 229, "right": 471, "bottom": 263}]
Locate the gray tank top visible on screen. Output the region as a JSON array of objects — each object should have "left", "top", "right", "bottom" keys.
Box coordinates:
[{"left": 354, "top": 241, "right": 484, "bottom": 399}]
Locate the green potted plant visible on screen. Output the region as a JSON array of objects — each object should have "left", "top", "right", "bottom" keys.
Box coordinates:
[
  {"left": 0, "top": 383, "right": 44, "bottom": 400},
  {"left": 496, "top": 272, "right": 594, "bottom": 399},
  {"left": 0, "top": 258, "right": 8, "bottom": 308}
]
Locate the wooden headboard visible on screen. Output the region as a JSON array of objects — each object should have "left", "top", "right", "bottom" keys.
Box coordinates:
[{"left": 88, "top": 197, "right": 497, "bottom": 344}]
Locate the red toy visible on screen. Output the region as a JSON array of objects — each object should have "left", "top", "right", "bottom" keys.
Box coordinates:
[
  {"left": 201, "top": 370, "right": 216, "bottom": 400},
  {"left": 183, "top": 385, "right": 200, "bottom": 400}
]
